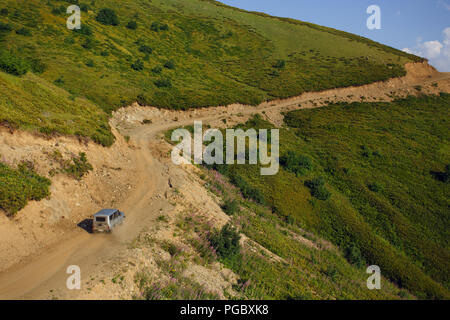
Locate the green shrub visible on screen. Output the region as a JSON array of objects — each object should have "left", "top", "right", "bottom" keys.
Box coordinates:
[
  {"left": 432, "top": 164, "right": 450, "bottom": 183},
  {"left": 80, "top": 4, "right": 89, "bottom": 12},
  {"left": 96, "top": 8, "right": 119, "bottom": 26},
  {"left": 81, "top": 37, "right": 95, "bottom": 50},
  {"left": 345, "top": 243, "right": 365, "bottom": 268},
  {"left": 273, "top": 59, "right": 286, "bottom": 69},
  {"left": 0, "top": 50, "right": 29, "bottom": 76},
  {"left": 208, "top": 223, "right": 241, "bottom": 260},
  {"left": 54, "top": 76, "right": 64, "bottom": 86},
  {"left": 0, "top": 8, "right": 8, "bottom": 16},
  {"left": 154, "top": 78, "right": 172, "bottom": 88},
  {"left": 280, "top": 151, "right": 312, "bottom": 176},
  {"left": 164, "top": 60, "right": 175, "bottom": 69},
  {"left": 151, "top": 65, "right": 162, "bottom": 74},
  {"left": 0, "top": 22, "right": 12, "bottom": 32},
  {"left": 30, "top": 59, "right": 46, "bottom": 74},
  {"left": 16, "top": 28, "right": 32, "bottom": 36},
  {"left": 64, "top": 37, "right": 75, "bottom": 45},
  {"left": 126, "top": 20, "right": 137, "bottom": 30},
  {"left": 131, "top": 59, "right": 144, "bottom": 71},
  {"left": 151, "top": 22, "right": 168, "bottom": 32},
  {"left": 138, "top": 45, "right": 152, "bottom": 54},
  {"left": 0, "top": 161, "right": 51, "bottom": 216},
  {"left": 221, "top": 198, "right": 239, "bottom": 215},
  {"left": 305, "top": 176, "right": 331, "bottom": 200},
  {"left": 63, "top": 152, "right": 93, "bottom": 180},
  {"left": 230, "top": 174, "right": 265, "bottom": 204},
  {"left": 85, "top": 59, "right": 95, "bottom": 67},
  {"left": 368, "top": 182, "right": 382, "bottom": 192},
  {"left": 51, "top": 5, "right": 66, "bottom": 16},
  {"left": 74, "top": 25, "right": 93, "bottom": 36}
]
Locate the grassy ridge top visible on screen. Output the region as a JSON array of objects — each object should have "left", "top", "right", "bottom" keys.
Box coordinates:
[{"left": 0, "top": 0, "right": 421, "bottom": 144}]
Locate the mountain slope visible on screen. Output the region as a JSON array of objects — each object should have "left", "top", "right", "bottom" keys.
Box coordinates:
[{"left": 0, "top": 0, "right": 421, "bottom": 143}]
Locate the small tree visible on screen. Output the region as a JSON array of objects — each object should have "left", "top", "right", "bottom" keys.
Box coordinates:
[
  {"left": 305, "top": 176, "right": 331, "bottom": 200},
  {"left": 131, "top": 59, "right": 144, "bottom": 71},
  {"left": 345, "top": 243, "right": 365, "bottom": 268},
  {"left": 96, "top": 8, "right": 119, "bottom": 26},
  {"left": 221, "top": 198, "right": 239, "bottom": 216},
  {"left": 208, "top": 224, "right": 241, "bottom": 260},
  {"left": 0, "top": 22, "right": 12, "bottom": 32},
  {"left": 16, "top": 27, "right": 32, "bottom": 36},
  {"left": 139, "top": 45, "right": 152, "bottom": 54},
  {"left": 154, "top": 78, "right": 172, "bottom": 88},
  {"left": 164, "top": 60, "right": 175, "bottom": 69},
  {"left": 126, "top": 20, "right": 137, "bottom": 30},
  {"left": 273, "top": 59, "right": 286, "bottom": 69}
]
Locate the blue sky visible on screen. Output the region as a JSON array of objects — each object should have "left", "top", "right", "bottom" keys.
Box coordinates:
[{"left": 218, "top": 0, "right": 450, "bottom": 71}]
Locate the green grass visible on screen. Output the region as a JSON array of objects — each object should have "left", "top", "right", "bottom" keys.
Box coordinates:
[
  {"left": 205, "top": 94, "right": 450, "bottom": 299},
  {"left": 0, "top": 72, "right": 114, "bottom": 146},
  {"left": 0, "top": 0, "right": 421, "bottom": 143},
  {"left": 0, "top": 161, "right": 51, "bottom": 216},
  {"left": 198, "top": 168, "right": 408, "bottom": 300}
]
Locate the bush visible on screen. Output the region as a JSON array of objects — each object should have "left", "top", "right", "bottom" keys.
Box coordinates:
[
  {"left": 139, "top": 45, "right": 152, "bottom": 54},
  {"left": 431, "top": 164, "right": 450, "bottom": 183},
  {"left": 30, "top": 59, "right": 46, "bottom": 74},
  {"left": 221, "top": 198, "right": 239, "bottom": 215},
  {"left": 208, "top": 223, "right": 241, "bottom": 260},
  {"left": 151, "top": 65, "right": 162, "bottom": 74},
  {"left": 51, "top": 5, "right": 66, "bottom": 16},
  {"left": 151, "top": 22, "right": 168, "bottom": 32},
  {"left": 131, "top": 59, "right": 144, "bottom": 71},
  {"left": 345, "top": 243, "right": 365, "bottom": 268},
  {"left": 82, "top": 38, "right": 94, "bottom": 49},
  {"left": 96, "top": 8, "right": 119, "bottom": 26},
  {"left": 15, "top": 27, "right": 32, "bottom": 36},
  {"left": 154, "top": 78, "right": 172, "bottom": 88},
  {"left": 230, "top": 173, "right": 265, "bottom": 204},
  {"left": 280, "top": 151, "right": 312, "bottom": 176},
  {"left": 0, "top": 8, "right": 8, "bottom": 16},
  {"left": 368, "top": 182, "right": 381, "bottom": 192},
  {"left": 54, "top": 76, "right": 64, "bottom": 86},
  {"left": 63, "top": 152, "right": 93, "bottom": 180},
  {"left": 0, "top": 161, "right": 51, "bottom": 216},
  {"left": 74, "top": 25, "right": 92, "bottom": 36},
  {"left": 164, "top": 60, "right": 175, "bottom": 69},
  {"left": 273, "top": 59, "right": 286, "bottom": 69},
  {"left": 126, "top": 20, "right": 137, "bottom": 30},
  {"left": 0, "top": 50, "right": 29, "bottom": 76},
  {"left": 0, "top": 22, "right": 12, "bottom": 32},
  {"left": 305, "top": 176, "right": 331, "bottom": 200},
  {"left": 80, "top": 4, "right": 89, "bottom": 12}
]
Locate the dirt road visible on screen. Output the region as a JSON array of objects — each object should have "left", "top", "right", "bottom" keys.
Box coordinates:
[{"left": 0, "top": 62, "right": 448, "bottom": 299}]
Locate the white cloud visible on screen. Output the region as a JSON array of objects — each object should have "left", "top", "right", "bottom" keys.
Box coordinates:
[{"left": 402, "top": 27, "right": 450, "bottom": 71}]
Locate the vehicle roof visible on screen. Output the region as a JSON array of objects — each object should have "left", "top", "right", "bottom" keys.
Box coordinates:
[{"left": 94, "top": 209, "right": 119, "bottom": 217}]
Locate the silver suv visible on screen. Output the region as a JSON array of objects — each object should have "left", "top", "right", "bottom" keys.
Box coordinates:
[{"left": 92, "top": 209, "right": 125, "bottom": 233}]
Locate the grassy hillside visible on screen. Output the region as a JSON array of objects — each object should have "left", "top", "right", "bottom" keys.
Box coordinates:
[
  {"left": 171, "top": 167, "right": 412, "bottom": 300},
  {"left": 0, "top": 0, "right": 421, "bottom": 143},
  {"left": 203, "top": 94, "right": 450, "bottom": 299}
]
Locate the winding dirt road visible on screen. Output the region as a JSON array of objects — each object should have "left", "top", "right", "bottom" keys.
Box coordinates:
[{"left": 0, "top": 63, "right": 448, "bottom": 299}]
